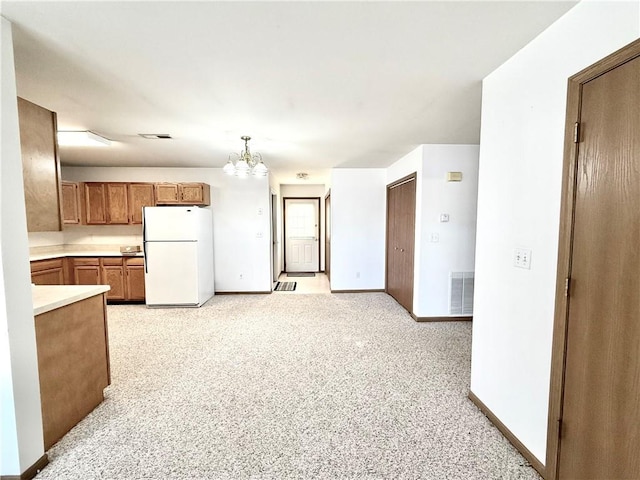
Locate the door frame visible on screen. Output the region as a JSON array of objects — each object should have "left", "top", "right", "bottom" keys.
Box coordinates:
[
  {"left": 270, "top": 191, "right": 279, "bottom": 283},
  {"left": 282, "top": 196, "right": 321, "bottom": 273},
  {"left": 324, "top": 190, "right": 331, "bottom": 281},
  {"left": 545, "top": 38, "right": 640, "bottom": 480}
]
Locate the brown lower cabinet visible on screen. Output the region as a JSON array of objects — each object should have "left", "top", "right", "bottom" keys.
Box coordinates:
[
  {"left": 30, "top": 256, "right": 145, "bottom": 302},
  {"left": 71, "top": 257, "right": 145, "bottom": 302},
  {"left": 30, "top": 258, "right": 67, "bottom": 285},
  {"left": 125, "top": 257, "right": 145, "bottom": 300}
]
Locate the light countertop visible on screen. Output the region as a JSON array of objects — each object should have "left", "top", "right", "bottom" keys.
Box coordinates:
[
  {"left": 30, "top": 250, "right": 144, "bottom": 261},
  {"left": 33, "top": 285, "right": 111, "bottom": 316}
]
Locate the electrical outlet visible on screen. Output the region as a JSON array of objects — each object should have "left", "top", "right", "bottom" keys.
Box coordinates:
[
  {"left": 430, "top": 233, "right": 439, "bottom": 243},
  {"left": 356, "top": 272, "right": 360, "bottom": 278},
  {"left": 256, "top": 232, "right": 263, "bottom": 238},
  {"left": 514, "top": 248, "right": 532, "bottom": 269},
  {"left": 239, "top": 273, "right": 243, "bottom": 280}
]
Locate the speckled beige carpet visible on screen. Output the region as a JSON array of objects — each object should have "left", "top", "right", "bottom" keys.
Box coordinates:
[{"left": 36, "top": 293, "right": 540, "bottom": 480}]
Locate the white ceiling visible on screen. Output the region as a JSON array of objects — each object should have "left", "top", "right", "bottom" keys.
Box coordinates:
[{"left": 2, "top": 1, "right": 576, "bottom": 185}]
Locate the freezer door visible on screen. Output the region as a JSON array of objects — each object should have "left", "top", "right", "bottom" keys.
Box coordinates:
[
  {"left": 143, "top": 206, "right": 201, "bottom": 241},
  {"left": 144, "top": 241, "right": 199, "bottom": 306}
]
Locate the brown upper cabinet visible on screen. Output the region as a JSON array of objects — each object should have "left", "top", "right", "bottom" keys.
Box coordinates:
[
  {"left": 155, "top": 183, "right": 210, "bottom": 206},
  {"left": 61, "top": 181, "right": 81, "bottom": 224},
  {"left": 68, "top": 182, "right": 209, "bottom": 224},
  {"left": 128, "top": 183, "right": 155, "bottom": 224},
  {"left": 105, "top": 183, "right": 129, "bottom": 224},
  {"left": 83, "top": 182, "right": 155, "bottom": 225},
  {"left": 18, "top": 97, "right": 63, "bottom": 232},
  {"left": 83, "top": 183, "right": 108, "bottom": 224}
]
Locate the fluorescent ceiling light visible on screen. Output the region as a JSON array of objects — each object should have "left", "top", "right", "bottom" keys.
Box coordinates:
[{"left": 57, "top": 130, "right": 111, "bottom": 147}]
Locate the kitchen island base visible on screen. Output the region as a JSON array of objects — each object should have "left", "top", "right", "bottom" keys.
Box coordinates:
[{"left": 34, "top": 287, "right": 110, "bottom": 450}]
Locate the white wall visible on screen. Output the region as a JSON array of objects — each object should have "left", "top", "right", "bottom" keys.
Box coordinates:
[
  {"left": 280, "top": 184, "right": 326, "bottom": 272},
  {"left": 63, "top": 167, "right": 272, "bottom": 292},
  {"left": 416, "top": 145, "right": 479, "bottom": 317},
  {"left": 471, "top": 0, "right": 640, "bottom": 464},
  {"left": 1, "top": 17, "right": 46, "bottom": 476},
  {"left": 386, "top": 145, "right": 479, "bottom": 318},
  {"left": 330, "top": 169, "right": 386, "bottom": 291}
]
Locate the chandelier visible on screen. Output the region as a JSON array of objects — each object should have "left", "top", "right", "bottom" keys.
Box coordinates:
[{"left": 223, "top": 136, "right": 268, "bottom": 177}]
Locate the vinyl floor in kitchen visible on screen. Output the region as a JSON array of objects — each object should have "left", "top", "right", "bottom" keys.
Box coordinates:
[{"left": 275, "top": 272, "right": 330, "bottom": 294}]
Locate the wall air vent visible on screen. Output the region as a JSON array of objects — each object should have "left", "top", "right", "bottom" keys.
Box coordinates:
[
  {"left": 450, "top": 272, "right": 474, "bottom": 315},
  {"left": 138, "top": 133, "right": 172, "bottom": 139}
]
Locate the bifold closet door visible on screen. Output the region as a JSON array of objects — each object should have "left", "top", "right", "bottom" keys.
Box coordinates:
[{"left": 386, "top": 175, "right": 416, "bottom": 313}]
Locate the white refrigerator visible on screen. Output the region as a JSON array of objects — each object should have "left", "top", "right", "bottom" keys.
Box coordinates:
[{"left": 143, "top": 206, "right": 214, "bottom": 307}]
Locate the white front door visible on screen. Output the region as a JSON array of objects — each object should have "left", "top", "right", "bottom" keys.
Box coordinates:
[{"left": 285, "top": 198, "right": 319, "bottom": 272}]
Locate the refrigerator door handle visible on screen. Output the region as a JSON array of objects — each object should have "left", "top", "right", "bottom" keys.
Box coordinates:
[{"left": 143, "top": 207, "right": 148, "bottom": 273}]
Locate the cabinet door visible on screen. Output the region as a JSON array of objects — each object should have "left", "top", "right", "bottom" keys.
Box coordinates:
[
  {"left": 155, "top": 183, "right": 179, "bottom": 204},
  {"left": 31, "top": 258, "right": 65, "bottom": 285},
  {"left": 125, "top": 261, "right": 146, "bottom": 300},
  {"left": 74, "top": 266, "right": 101, "bottom": 285},
  {"left": 106, "top": 183, "right": 129, "bottom": 224},
  {"left": 102, "top": 265, "right": 125, "bottom": 300},
  {"left": 128, "top": 183, "right": 155, "bottom": 224},
  {"left": 179, "top": 183, "right": 203, "bottom": 203},
  {"left": 31, "top": 268, "right": 65, "bottom": 285},
  {"left": 61, "top": 182, "right": 80, "bottom": 224},
  {"left": 179, "top": 183, "right": 210, "bottom": 206},
  {"left": 84, "top": 183, "right": 107, "bottom": 224},
  {"left": 18, "top": 97, "right": 62, "bottom": 232}
]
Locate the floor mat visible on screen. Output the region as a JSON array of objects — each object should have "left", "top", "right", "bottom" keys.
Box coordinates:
[
  {"left": 286, "top": 272, "right": 315, "bottom": 277},
  {"left": 274, "top": 281, "right": 297, "bottom": 291}
]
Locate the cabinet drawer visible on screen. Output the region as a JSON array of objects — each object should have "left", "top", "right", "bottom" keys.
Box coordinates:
[
  {"left": 31, "top": 258, "right": 64, "bottom": 273},
  {"left": 73, "top": 258, "right": 100, "bottom": 266},
  {"left": 102, "top": 257, "right": 124, "bottom": 266},
  {"left": 124, "top": 257, "right": 144, "bottom": 266}
]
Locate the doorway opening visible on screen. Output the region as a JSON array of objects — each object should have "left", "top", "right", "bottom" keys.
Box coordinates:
[{"left": 283, "top": 197, "right": 320, "bottom": 273}]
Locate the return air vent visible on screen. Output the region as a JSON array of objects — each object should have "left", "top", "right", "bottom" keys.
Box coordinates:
[{"left": 450, "top": 272, "right": 474, "bottom": 315}]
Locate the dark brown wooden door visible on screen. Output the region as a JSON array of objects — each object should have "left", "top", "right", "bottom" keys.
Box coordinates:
[
  {"left": 557, "top": 54, "right": 640, "bottom": 479},
  {"left": 386, "top": 175, "right": 416, "bottom": 313}
]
